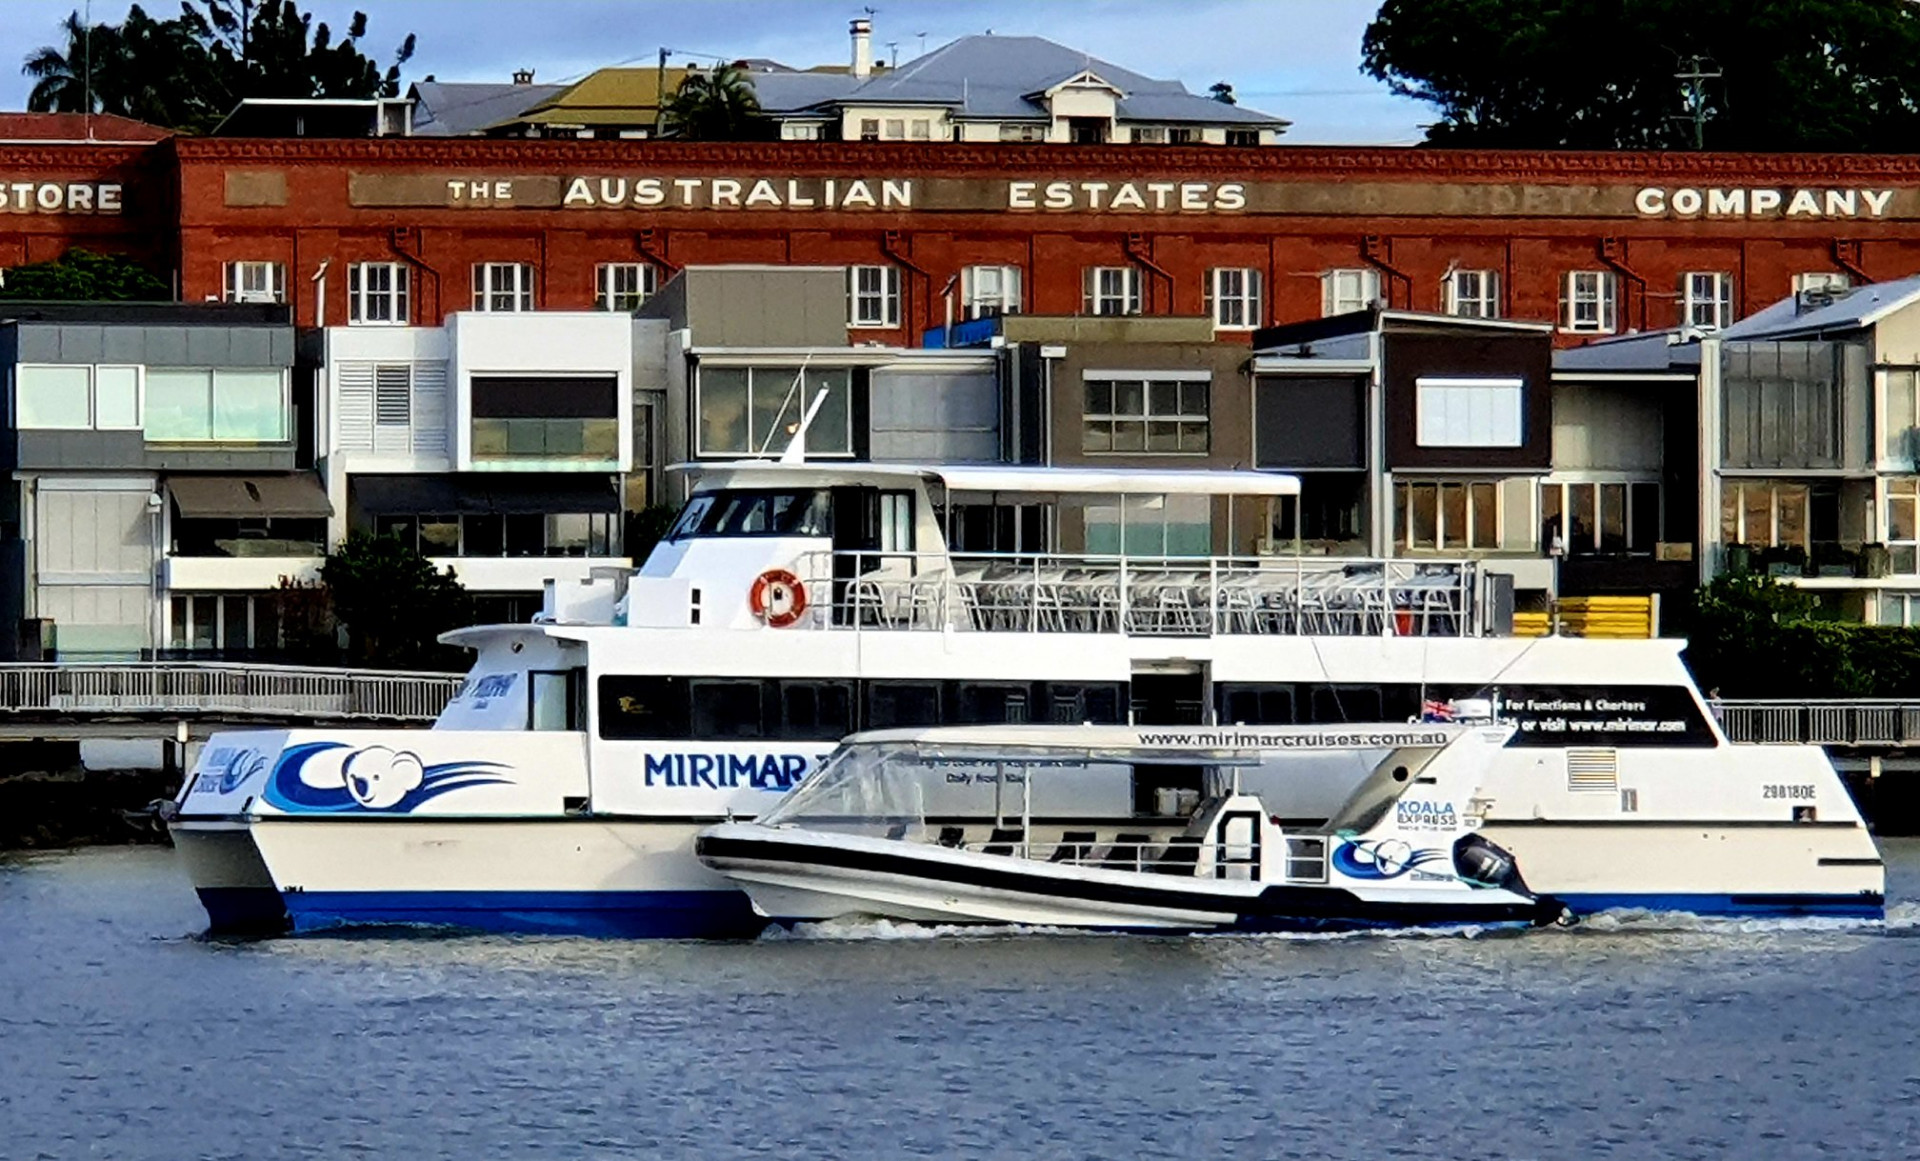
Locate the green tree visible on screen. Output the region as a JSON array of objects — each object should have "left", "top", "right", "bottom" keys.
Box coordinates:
[
  {"left": 320, "top": 532, "right": 472, "bottom": 671},
  {"left": 664, "top": 65, "right": 767, "bottom": 141},
  {"left": 21, "top": 2, "right": 415, "bottom": 132},
  {"left": 1361, "top": 0, "right": 1920, "bottom": 150},
  {"left": 0, "top": 248, "right": 169, "bottom": 301}
]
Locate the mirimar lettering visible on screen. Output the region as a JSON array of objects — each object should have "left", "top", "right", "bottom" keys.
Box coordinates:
[{"left": 643, "top": 752, "right": 812, "bottom": 790}]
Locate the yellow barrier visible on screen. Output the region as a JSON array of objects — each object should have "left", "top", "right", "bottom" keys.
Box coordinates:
[{"left": 1523, "top": 596, "right": 1655, "bottom": 639}]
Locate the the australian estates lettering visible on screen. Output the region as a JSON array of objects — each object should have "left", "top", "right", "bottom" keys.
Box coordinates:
[
  {"left": 1635, "top": 186, "right": 1895, "bottom": 218},
  {"left": 0, "top": 181, "right": 122, "bottom": 213}
]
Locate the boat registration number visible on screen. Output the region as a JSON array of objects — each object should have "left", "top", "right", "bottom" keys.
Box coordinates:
[{"left": 1761, "top": 784, "right": 1818, "bottom": 800}]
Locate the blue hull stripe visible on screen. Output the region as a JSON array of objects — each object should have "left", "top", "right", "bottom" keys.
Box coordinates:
[
  {"left": 280, "top": 889, "right": 766, "bottom": 939},
  {"left": 1558, "top": 892, "right": 1885, "bottom": 920}
]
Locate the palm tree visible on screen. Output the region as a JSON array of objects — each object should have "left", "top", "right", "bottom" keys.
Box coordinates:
[
  {"left": 664, "top": 65, "right": 765, "bottom": 140},
  {"left": 23, "top": 11, "right": 121, "bottom": 113}
]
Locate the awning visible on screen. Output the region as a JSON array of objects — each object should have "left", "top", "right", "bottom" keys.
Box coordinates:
[
  {"left": 350, "top": 474, "right": 620, "bottom": 516},
  {"left": 167, "top": 474, "right": 333, "bottom": 519}
]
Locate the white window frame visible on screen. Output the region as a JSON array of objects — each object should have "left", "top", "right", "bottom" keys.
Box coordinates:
[
  {"left": 962, "top": 265, "right": 1021, "bottom": 319},
  {"left": 1443, "top": 269, "right": 1500, "bottom": 318},
  {"left": 1414, "top": 376, "right": 1524, "bottom": 448},
  {"left": 1393, "top": 479, "right": 1503, "bottom": 551},
  {"left": 1082, "top": 266, "right": 1142, "bottom": 316},
  {"left": 224, "top": 260, "right": 286, "bottom": 304},
  {"left": 1205, "top": 268, "right": 1263, "bottom": 330},
  {"left": 1887, "top": 478, "right": 1919, "bottom": 575},
  {"left": 1321, "top": 268, "right": 1380, "bottom": 316},
  {"left": 847, "top": 265, "right": 901, "bottom": 328},
  {"left": 13, "top": 364, "right": 146, "bottom": 431},
  {"left": 472, "top": 263, "right": 535, "bottom": 312},
  {"left": 595, "top": 262, "right": 656, "bottom": 312},
  {"left": 1681, "top": 271, "right": 1733, "bottom": 330},
  {"left": 1561, "top": 270, "right": 1618, "bottom": 334},
  {"left": 347, "top": 261, "right": 409, "bottom": 325},
  {"left": 1878, "top": 591, "right": 1920, "bottom": 626},
  {"left": 1885, "top": 367, "right": 1920, "bottom": 466}
]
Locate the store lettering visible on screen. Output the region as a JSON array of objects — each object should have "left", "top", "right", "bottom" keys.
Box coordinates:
[
  {"left": 0, "top": 181, "right": 122, "bottom": 214},
  {"left": 1635, "top": 186, "right": 1895, "bottom": 218},
  {"left": 1007, "top": 180, "right": 1245, "bottom": 212}
]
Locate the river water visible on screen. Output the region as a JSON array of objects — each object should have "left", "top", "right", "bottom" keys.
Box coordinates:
[{"left": 3, "top": 844, "right": 1918, "bottom": 1161}]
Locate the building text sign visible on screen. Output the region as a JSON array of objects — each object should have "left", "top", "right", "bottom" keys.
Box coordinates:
[
  {"left": 0, "top": 181, "right": 122, "bottom": 214},
  {"left": 343, "top": 172, "right": 1920, "bottom": 219}
]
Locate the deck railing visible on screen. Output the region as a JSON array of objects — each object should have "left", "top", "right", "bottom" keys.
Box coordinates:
[
  {"left": 0, "top": 662, "right": 462, "bottom": 723},
  {"left": 1714, "top": 700, "right": 1920, "bottom": 747},
  {"left": 790, "top": 551, "right": 1483, "bottom": 638}
]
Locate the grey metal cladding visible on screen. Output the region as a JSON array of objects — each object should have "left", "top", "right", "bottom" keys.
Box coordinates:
[
  {"left": 869, "top": 369, "right": 1001, "bottom": 463},
  {"left": 183, "top": 327, "right": 230, "bottom": 366},
  {"left": 57, "top": 325, "right": 105, "bottom": 363},
  {"left": 140, "top": 327, "right": 188, "bottom": 365},
  {"left": 101, "top": 326, "right": 144, "bottom": 363},
  {"left": 12, "top": 429, "right": 295, "bottom": 471}
]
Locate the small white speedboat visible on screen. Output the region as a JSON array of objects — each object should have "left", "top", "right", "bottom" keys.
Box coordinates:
[{"left": 696, "top": 722, "right": 1564, "bottom": 934}]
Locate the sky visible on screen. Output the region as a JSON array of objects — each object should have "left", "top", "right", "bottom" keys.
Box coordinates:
[{"left": 0, "top": 0, "right": 1433, "bottom": 144}]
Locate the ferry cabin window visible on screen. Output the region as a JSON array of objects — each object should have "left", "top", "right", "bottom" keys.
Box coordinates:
[
  {"left": 1044, "top": 683, "right": 1125, "bottom": 725},
  {"left": 1219, "top": 683, "right": 1296, "bottom": 725},
  {"left": 867, "top": 681, "right": 942, "bottom": 728},
  {"left": 955, "top": 682, "right": 1031, "bottom": 724},
  {"left": 670, "top": 490, "right": 830, "bottom": 540},
  {"left": 597, "top": 675, "right": 691, "bottom": 739},
  {"left": 692, "top": 680, "right": 767, "bottom": 739},
  {"left": 529, "top": 670, "right": 583, "bottom": 731},
  {"left": 779, "top": 681, "right": 855, "bottom": 740}
]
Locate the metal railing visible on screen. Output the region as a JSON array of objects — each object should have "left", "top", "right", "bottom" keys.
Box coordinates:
[
  {"left": 789, "top": 551, "right": 1482, "bottom": 638},
  {"left": 1714, "top": 700, "right": 1920, "bottom": 747},
  {"left": 0, "top": 662, "right": 463, "bottom": 724}
]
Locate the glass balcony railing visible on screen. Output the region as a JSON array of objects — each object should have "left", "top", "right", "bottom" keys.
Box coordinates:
[{"left": 471, "top": 418, "right": 619, "bottom": 463}]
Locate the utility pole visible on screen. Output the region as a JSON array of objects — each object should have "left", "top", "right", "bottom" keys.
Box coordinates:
[
  {"left": 654, "top": 46, "right": 668, "bottom": 137},
  {"left": 1674, "top": 56, "right": 1722, "bottom": 150}
]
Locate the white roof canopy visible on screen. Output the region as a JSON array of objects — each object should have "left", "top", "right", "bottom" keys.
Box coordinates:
[{"left": 672, "top": 461, "right": 1300, "bottom": 498}]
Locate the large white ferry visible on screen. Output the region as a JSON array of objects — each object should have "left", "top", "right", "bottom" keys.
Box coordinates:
[{"left": 170, "top": 459, "right": 1886, "bottom": 936}]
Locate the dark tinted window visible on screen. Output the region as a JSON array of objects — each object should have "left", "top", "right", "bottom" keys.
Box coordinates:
[
  {"left": 1043, "top": 682, "right": 1125, "bottom": 724},
  {"left": 955, "top": 682, "right": 1031, "bottom": 724},
  {"left": 780, "top": 681, "right": 855, "bottom": 740},
  {"left": 691, "top": 679, "right": 766, "bottom": 739},
  {"left": 1219, "top": 683, "right": 1295, "bottom": 725},
  {"left": 868, "top": 681, "right": 942, "bottom": 728},
  {"left": 597, "top": 675, "right": 689, "bottom": 740},
  {"left": 471, "top": 375, "right": 617, "bottom": 418}
]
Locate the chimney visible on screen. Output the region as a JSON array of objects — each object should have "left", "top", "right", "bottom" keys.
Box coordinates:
[
  {"left": 512, "top": 68, "right": 535, "bottom": 85},
  {"left": 850, "top": 18, "right": 872, "bottom": 80}
]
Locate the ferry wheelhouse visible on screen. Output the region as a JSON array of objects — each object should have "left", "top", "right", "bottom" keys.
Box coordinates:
[{"left": 170, "top": 460, "right": 1885, "bottom": 936}]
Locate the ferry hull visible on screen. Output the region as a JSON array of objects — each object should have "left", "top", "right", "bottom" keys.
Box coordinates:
[{"left": 170, "top": 820, "right": 290, "bottom": 935}]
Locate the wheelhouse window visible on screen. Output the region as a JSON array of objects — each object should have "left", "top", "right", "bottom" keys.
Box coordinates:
[
  {"left": 848, "top": 265, "right": 901, "bottom": 328},
  {"left": 1541, "top": 481, "right": 1659, "bottom": 556},
  {"left": 224, "top": 261, "right": 285, "bottom": 304},
  {"left": 1444, "top": 269, "right": 1500, "bottom": 318},
  {"left": 1322, "top": 268, "right": 1380, "bottom": 316},
  {"left": 596, "top": 263, "right": 656, "bottom": 312},
  {"left": 1082, "top": 374, "right": 1209, "bottom": 454},
  {"left": 666, "top": 489, "right": 830, "bottom": 541},
  {"left": 696, "top": 366, "right": 853, "bottom": 457},
  {"left": 1681, "top": 271, "right": 1733, "bottom": 330},
  {"left": 1560, "top": 271, "right": 1618, "bottom": 333},
  {"left": 348, "top": 262, "right": 409, "bottom": 325},
  {"left": 1394, "top": 480, "right": 1499, "bottom": 551},
  {"left": 472, "top": 262, "right": 535, "bottom": 312},
  {"left": 962, "top": 265, "right": 1021, "bottom": 318},
  {"left": 1205, "top": 268, "right": 1262, "bottom": 330},
  {"left": 1082, "top": 267, "right": 1141, "bottom": 316}
]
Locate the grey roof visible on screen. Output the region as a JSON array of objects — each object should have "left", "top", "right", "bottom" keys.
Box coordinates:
[
  {"left": 409, "top": 81, "right": 565, "bottom": 136},
  {"left": 1720, "top": 273, "right": 1920, "bottom": 341},
  {"left": 1553, "top": 329, "right": 1703, "bottom": 374},
  {"left": 750, "top": 34, "right": 1285, "bottom": 126}
]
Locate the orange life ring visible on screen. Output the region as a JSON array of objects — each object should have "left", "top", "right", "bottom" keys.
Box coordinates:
[{"left": 750, "top": 569, "right": 808, "bottom": 628}]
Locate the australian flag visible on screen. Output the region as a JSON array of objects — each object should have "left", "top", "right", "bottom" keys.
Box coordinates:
[{"left": 1420, "top": 699, "right": 1457, "bottom": 723}]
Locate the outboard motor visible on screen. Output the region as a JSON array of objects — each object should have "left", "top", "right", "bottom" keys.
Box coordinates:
[{"left": 1452, "top": 833, "right": 1527, "bottom": 893}]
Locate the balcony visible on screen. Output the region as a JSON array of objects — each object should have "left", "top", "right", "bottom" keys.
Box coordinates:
[
  {"left": 429, "top": 555, "right": 631, "bottom": 593},
  {"left": 162, "top": 554, "right": 321, "bottom": 590}
]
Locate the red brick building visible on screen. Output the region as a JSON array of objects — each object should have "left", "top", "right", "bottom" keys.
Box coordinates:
[{"left": 14, "top": 128, "right": 1920, "bottom": 339}]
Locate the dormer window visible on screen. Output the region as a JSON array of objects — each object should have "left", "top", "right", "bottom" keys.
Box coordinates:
[{"left": 1067, "top": 118, "right": 1108, "bottom": 144}]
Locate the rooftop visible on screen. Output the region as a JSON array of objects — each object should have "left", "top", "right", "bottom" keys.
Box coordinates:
[
  {"left": 1721, "top": 273, "right": 1920, "bottom": 341},
  {"left": 0, "top": 112, "right": 170, "bottom": 144}
]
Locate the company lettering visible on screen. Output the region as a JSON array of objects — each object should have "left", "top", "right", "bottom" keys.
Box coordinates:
[
  {"left": 1635, "top": 186, "right": 1895, "bottom": 218},
  {"left": 560, "top": 175, "right": 912, "bottom": 210},
  {"left": 1006, "top": 179, "right": 1246, "bottom": 212},
  {"left": 1394, "top": 799, "right": 1458, "bottom": 832},
  {"left": 642, "top": 752, "right": 811, "bottom": 789},
  {"left": 0, "top": 181, "right": 122, "bottom": 214}
]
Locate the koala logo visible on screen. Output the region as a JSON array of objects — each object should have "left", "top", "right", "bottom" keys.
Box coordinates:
[{"left": 342, "top": 746, "right": 426, "bottom": 810}]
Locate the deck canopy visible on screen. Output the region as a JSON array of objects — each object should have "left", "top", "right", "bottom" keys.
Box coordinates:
[{"left": 671, "top": 460, "right": 1300, "bottom": 498}]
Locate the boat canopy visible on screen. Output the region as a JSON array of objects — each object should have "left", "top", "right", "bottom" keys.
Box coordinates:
[{"left": 670, "top": 460, "right": 1300, "bottom": 498}]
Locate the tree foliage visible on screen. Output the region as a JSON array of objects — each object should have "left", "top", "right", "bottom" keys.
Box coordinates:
[
  {"left": 0, "top": 248, "right": 169, "bottom": 301},
  {"left": 319, "top": 532, "right": 472, "bottom": 671},
  {"left": 1361, "top": 0, "right": 1920, "bottom": 150},
  {"left": 22, "top": 1, "right": 415, "bottom": 131},
  {"left": 1682, "top": 573, "right": 1920, "bottom": 698},
  {"left": 664, "top": 65, "right": 768, "bottom": 141}
]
